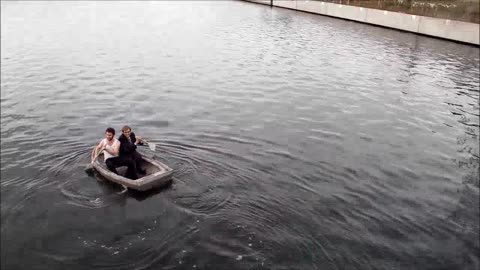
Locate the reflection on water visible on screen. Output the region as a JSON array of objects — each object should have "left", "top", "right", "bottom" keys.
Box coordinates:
[{"left": 1, "top": 1, "right": 479, "bottom": 270}]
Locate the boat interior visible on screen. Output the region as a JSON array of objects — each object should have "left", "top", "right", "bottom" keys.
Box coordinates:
[{"left": 97, "top": 154, "right": 162, "bottom": 179}]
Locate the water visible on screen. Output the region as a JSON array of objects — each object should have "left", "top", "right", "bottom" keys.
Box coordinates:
[{"left": 1, "top": 1, "right": 479, "bottom": 269}]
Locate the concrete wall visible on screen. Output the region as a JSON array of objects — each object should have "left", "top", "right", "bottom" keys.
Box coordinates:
[
  {"left": 365, "top": 8, "right": 420, "bottom": 32},
  {"left": 246, "top": 0, "right": 271, "bottom": 5},
  {"left": 418, "top": 17, "right": 480, "bottom": 45},
  {"left": 274, "top": 0, "right": 297, "bottom": 9},
  {"left": 243, "top": 0, "right": 480, "bottom": 45}
]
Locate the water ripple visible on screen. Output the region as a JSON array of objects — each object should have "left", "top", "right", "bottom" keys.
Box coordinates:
[{"left": 1, "top": 1, "right": 478, "bottom": 270}]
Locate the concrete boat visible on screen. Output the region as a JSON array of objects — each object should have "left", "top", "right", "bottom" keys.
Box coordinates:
[{"left": 92, "top": 153, "right": 173, "bottom": 191}]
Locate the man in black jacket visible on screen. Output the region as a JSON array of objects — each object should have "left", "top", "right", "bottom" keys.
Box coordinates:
[{"left": 118, "top": 125, "right": 147, "bottom": 178}]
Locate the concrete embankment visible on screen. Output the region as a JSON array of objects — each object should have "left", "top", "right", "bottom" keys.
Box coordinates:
[{"left": 243, "top": 0, "right": 479, "bottom": 45}]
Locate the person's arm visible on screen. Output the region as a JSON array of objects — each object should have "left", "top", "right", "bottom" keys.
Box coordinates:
[
  {"left": 91, "top": 140, "right": 105, "bottom": 162},
  {"left": 132, "top": 132, "right": 144, "bottom": 145}
]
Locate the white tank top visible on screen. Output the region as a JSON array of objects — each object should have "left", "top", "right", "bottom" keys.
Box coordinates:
[{"left": 100, "top": 138, "right": 120, "bottom": 161}]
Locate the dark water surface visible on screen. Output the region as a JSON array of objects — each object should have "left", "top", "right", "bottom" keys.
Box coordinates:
[{"left": 1, "top": 1, "right": 479, "bottom": 270}]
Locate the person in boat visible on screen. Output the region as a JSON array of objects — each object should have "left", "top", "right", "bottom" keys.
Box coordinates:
[
  {"left": 91, "top": 127, "right": 120, "bottom": 164},
  {"left": 118, "top": 125, "right": 147, "bottom": 177},
  {"left": 92, "top": 127, "right": 136, "bottom": 179}
]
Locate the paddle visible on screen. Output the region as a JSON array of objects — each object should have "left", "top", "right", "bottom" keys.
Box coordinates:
[{"left": 140, "top": 139, "right": 156, "bottom": 151}]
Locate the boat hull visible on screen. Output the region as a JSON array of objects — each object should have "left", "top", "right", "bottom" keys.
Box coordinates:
[{"left": 92, "top": 153, "right": 173, "bottom": 191}]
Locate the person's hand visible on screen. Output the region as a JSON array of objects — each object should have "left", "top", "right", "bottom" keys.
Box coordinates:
[{"left": 92, "top": 146, "right": 105, "bottom": 163}]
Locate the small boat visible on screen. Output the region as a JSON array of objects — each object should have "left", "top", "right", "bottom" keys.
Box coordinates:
[{"left": 92, "top": 153, "right": 173, "bottom": 191}]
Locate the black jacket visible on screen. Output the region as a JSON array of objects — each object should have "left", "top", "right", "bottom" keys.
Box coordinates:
[{"left": 118, "top": 132, "right": 143, "bottom": 156}]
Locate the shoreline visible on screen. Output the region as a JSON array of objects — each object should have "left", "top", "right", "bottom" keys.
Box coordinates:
[{"left": 242, "top": 0, "right": 480, "bottom": 46}]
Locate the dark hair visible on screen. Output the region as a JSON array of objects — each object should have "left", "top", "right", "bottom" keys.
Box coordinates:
[
  {"left": 122, "top": 125, "right": 131, "bottom": 132},
  {"left": 105, "top": 127, "right": 115, "bottom": 135}
]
